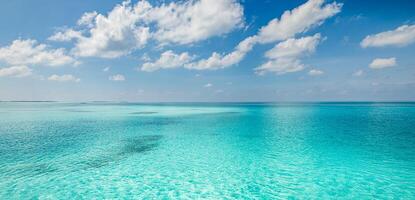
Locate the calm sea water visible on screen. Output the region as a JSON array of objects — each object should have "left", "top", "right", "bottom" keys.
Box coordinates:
[{"left": 0, "top": 102, "right": 414, "bottom": 199}]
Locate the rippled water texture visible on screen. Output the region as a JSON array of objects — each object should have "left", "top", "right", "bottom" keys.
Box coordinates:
[{"left": 1, "top": 102, "right": 414, "bottom": 199}]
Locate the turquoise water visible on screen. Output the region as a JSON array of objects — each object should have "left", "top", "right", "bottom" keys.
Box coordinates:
[{"left": 0, "top": 102, "right": 414, "bottom": 199}]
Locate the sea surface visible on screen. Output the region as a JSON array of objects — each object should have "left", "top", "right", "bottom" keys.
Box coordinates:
[{"left": 0, "top": 102, "right": 414, "bottom": 199}]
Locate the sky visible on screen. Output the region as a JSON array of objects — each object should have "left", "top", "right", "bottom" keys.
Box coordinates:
[{"left": 0, "top": 0, "right": 414, "bottom": 102}]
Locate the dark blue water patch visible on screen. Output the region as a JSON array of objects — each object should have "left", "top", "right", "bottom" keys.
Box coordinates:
[
  {"left": 75, "top": 154, "right": 123, "bottom": 170},
  {"left": 130, "top": 111, "right": 158, "bottom": 115},
  {"left": 124, "top": 117, "right": 176, "bottom": 127},
  {"left": 196, "top": 111, "right": 241, "bottom": 116},
  {"left": 72, "top": 135, "right": 163, "bottom": 170},
  {"left": 175, "top": 112, "right": 243, "bottom": 121},
  {"left": 62, "top": 109, "right": 94, "bottom": 113},
  {"left": 3, "top": 135, "right": 164, "bottom": 178},
  {"left": 120, "top": 135, "right": 163, "bottom": 155}
]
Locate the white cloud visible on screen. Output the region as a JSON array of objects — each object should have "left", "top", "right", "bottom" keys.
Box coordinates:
[
  {"left": 0, "top": 39, "right": 77, "bottom": 67},
  {"left": 255, "top": 34, "right": 322, "bottom": 75},
  {"left": 204, "top": 83, "right": 212, "bottom": 88},
  {"left": 264, "top": 33, "right": 321, "bottom": 59},
  {"left": 308, "top": 69, "right": 324, "bottom": 76},
  {"left": 369, "top": 57, "right": 397, "bottom": 69},
  {"left": 361, "top": 24, "right": 415, "bottom": 48},
  {"left": 257, "top": 0, "right": 342, "bottom": 43},
  {"left": 103, "top": 67, "right": 110, "bottom": 72},
  {"left": 146, "top": 0, "right": 244, "bottom": 45},
  {"left": 187, "top": 0, "right": 341, "bottom": 70},
  {"left": 48, "top": 29, "right": 83, "bottom": 42},
  {"left": 185, "top": 36, "right": 257, "bottom": 70},
  {"left": 71, "top": 1, "right": 151, "bottom": 58},
  {"left": 109, "top": 74, "right": 125, "bottom": 81},
  {"left": 0, "top": 65, "right": 32, "bottom": 78},
  {"left": 255, "top": 59, "right": 305, "bottom": 75},
  {"left": 48, "top": 74, "right": 80, "bottom": 82},
  {"left": 53, "top": 0, "right": 243, "bottom": 58},
  {"left": 353, "top": 69, "right": 364, "bottom": 76},
  {"left": 141, "top": 50, "right": 192, "bottom": 72}
]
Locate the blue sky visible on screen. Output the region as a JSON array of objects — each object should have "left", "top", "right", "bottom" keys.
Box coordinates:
[{"left": 0, "top": 0, "right": 414, "bottom": 102}]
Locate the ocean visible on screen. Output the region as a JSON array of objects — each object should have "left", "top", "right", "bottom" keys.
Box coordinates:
[{"left": 0, "top": 102, "right": 414, "bottom": 199}]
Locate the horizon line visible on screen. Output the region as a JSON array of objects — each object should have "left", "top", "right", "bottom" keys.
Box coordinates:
[{"left": 1, "top": 100, "right": 415, "bottom": 104}]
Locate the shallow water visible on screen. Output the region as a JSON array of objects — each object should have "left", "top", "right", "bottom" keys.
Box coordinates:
[{"left": 0, "top": 102, "right": 414, "bottom": 199}]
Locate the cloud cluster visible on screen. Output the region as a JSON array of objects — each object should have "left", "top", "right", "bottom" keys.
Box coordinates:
[
  {"left": 146, "top": 0, "right": 244, "bottom": 45},
  {"left": 50, "top": 0, "right": 243, "bottom": 58},
  {"left": 264, "top": 34, "right": 321, "bottom": 59},
  {"left": 255, "top": 34, "right": 322, "bottom": 75},
  {"left": 0, "top": 39, "right": 77, "bottom": 78},
  {"left": 185, "top": 0, "right": 341, "bottom": 71},
  {"left": 48, "top": 74, "right": 80, "bottom": 82},
  {"left": 45, "top": 0, "right": 341, "bottom": 75},
  {"left": 361, "top": 25, "right": 415, "bottom": 48},
  {"left": 185, "top": 36, "right": 257, "bottom": 70},
  {"left": 369, "top": 57, "right": 397, "bottom": 69},
  {"left": 73, "top": 1, "right": 150, "bottom": 58},
  {"left": 256, "top": 0, "right": 342, "bottom": 44},
  {"left": 0, "top": 39, "right": 76, "bottom": 67},
  {"left": 1, "top": 0, "right": 344, "bottom": 80}
]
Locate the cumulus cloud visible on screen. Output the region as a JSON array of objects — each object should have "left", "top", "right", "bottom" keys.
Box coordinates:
[
  {"left": 46, "top": 0, "right": 338, "bottom": 71},
  {"left": 51, "top": 0, "right": 243, "bottom": 58},
  {"left": 255, "top": 59, "right": 305, "bottom": 75},
  {"left": 361, "top": 24, "right": 415, "bottom": 48},
  {"left": 103, "top": 67, "right": 110, "bottom": 72},
  {"left": 185, "top": 36, "right": 257, "bottom": 70},
  {"left": 257, "top": 0, "right": 342, "bottom": 43},
  {"left": 187, "top": 0, "right": 341, "bottom": 70},
  {"left": 0, "top": 39, "right": 77, "bottom": 67},
  {"left": 308, "top": 69, "right": 324, "bottom": 76},
  {"left": 109, "top": 74, "right": 125, "bottom": 81},
  {"left": 72, "top": 1, "right": 151, "bottom": 58},
  {"left": 0, "top": 65, "right": 32, "bottom": 78},
  {"left": 48, "top": 74, "right": 80, "bottom": 82},
  {"left": 141, "top": 50, "right": 193, "bottom": 72},
  {"left": 264, "top": 33, "right": 321, "bottom": 59},
  {"left": 204, "top": 83, "right": 212, "bottom": 87},
  {"left": 255, "top": 34, "right": 322, "bottom": 75},
  {"left": 146, "top": 0, "right": 244, "bottom": 45},
  {"left": 369, "top": 57, "right": 397, "bottom": 69}
]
